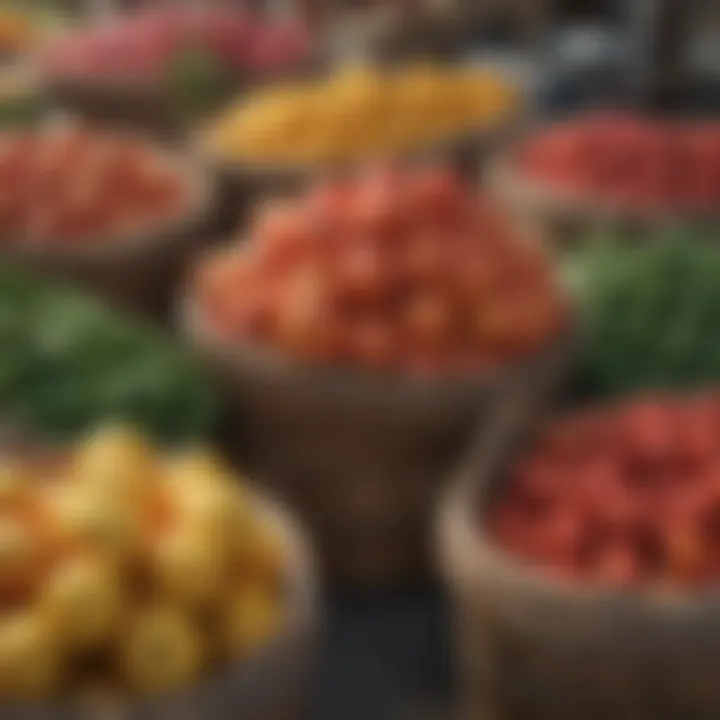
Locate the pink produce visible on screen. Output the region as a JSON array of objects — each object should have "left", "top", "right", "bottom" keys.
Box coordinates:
[{"left": 43, "top": 6, "right": 309, "bottom": 83}]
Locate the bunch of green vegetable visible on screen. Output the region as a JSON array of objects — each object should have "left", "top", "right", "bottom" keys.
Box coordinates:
[
  {"left": 566, "top": 230, "right": 720, "bottom": 398},
  {"left": 0, "top": 270, "right": 218, "bottom": 442}
]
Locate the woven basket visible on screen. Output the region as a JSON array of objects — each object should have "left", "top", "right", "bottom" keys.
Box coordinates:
[
  {"left": 0, "top": 472, "right": 319, "bottom": 720},
  {"left": 488, "top": 150, "right": 720, "bottom": 251},
  {"left": 0, "top": 143, "right": 215, "bottom": 320},
  {"left": 45, "top": 77, "right": 186, "bottom": 141},
  {"left": 180, "top": 293, "right": 576, "bottom": 587},
  {"left": 439, "top": 394, "right": 720, "bottom": 720}
]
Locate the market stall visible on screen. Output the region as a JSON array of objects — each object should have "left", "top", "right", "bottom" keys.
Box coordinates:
[{"left": 0, "top": 0, "right": 715, "bottom": 718}]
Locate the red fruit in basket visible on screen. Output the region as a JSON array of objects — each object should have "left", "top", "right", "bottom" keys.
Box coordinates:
[
  {"left": 332, "top": 237, "right": 388, "bottom": 304},
  {"left": 538, "top": 412, "right": 615, "bottom": 464},
  {"left": 531, "top": 507, "right": 581, "bottom": 565},
  {"left": 513, "top": 457, "right": 567, "bottom": 512},
  {"left": 621, "top": 398, "right": 680, "bottom": 469},
  {"left": 349, "top": 317, "right": 397, "bottom": 370},
  {"left": 307, "top": 180, "right": 355, "bottom": 239},
  {"left": 254, "top": 203, "right": 319, "bottom": 270},
  {"left": 396, "top": 232, "right": 448, "bottom": 282},
  {"left": 477, "top": 291, "right": 559, "bottom": 357},
  {"left": 407, "top": 166, "right": 466, "bottom": 226},
  {"left": 592, "top": 540, "right": 638, "bottom": 587},
  {"left": 573, "top": 457, "right": 627, "bottom": 511},
  {"left": 351, "top": 164, "right": 409, "bottom": 237},
  {"left": 401, "top": 290, "right": 451, "bottom": 346},
  {"left": 666, "top": 521, "right": 708, "bottom": 585},
  {"left": 244, "top": 21, "right": 310, "bottom": 73},
  {"left": 674, "top": 401, "right": 719, "bottom": 467}
]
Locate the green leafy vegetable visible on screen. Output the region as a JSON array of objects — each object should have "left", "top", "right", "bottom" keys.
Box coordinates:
[
  {"left": 0, "top": 269, "right": 218, "bottom": 443},
  {"left": 568, "top": 229, "right": 720, "bottom": 398}
]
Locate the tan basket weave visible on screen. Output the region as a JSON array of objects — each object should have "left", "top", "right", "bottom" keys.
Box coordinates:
[
  {"left": 0, "top": 461, "right": 319, "bottom": 720},
  {"left": 0, "top": 141, "right": 215, "bottom": 320},
  {"left": 180, "top": 293, "right": 576, "bottom": 587},
  {"left": 439, "top": 394, "right": 720, "bottom": 720}
]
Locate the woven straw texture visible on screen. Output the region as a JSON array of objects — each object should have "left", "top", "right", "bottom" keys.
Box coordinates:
[{"left": 181, "top": 294, "right": 576, "bottom": 587}]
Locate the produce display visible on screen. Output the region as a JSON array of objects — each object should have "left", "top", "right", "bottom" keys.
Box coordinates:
[
  {"left": 0, "top": 426, "right": 285, "bottom": 699},
  {"left": 491, "top": 393, "right": 720, "bottom": 589},
  {"left": 194, "top": 165, "right": 568, "bottom": 374},
  {"left": 0, "top": 269, "right": 216, "bottom": 441},
  {"left": 0, "top": 125, "right": 192, "bottom": 246},
  {"left": 566, "top": 233, "right": 720, "bottom": 398},
  {"left": 205, "top": 64, "right": 518, "bottom": 166},
  {"left": 516, "top": 114, "right": 720, "bottom": 212},
  {"left": 41, "top": 7, "right": 309, "bottom": 86}
]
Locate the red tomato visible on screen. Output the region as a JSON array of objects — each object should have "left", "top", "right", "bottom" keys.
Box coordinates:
[
  {"left": 620, "top": 398, "right": 681, "bottom": 466},
  {"left": 592, "top": 540, "right": 638, "bottom": 587},
  {"left": 406, "top": 165, "right": 466, "bottom": 226},
  {"left": 348, "top": 317, "right": 397, "bottom": 370},
  {"left": 401, "top": 290, "right": 451, "bottom": 347}
]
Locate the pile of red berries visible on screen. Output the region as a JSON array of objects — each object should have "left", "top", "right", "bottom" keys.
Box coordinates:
[
  {"left": 517, "top": 114, "right": 720, "bottom": 212},
  {"left": 492, "top": 394, "right": 720, "bottom": 589},
  {"left": 195, "top": 165, "right": 568, "bottom": 375},
  {"left": 0, "top": 126, "right": 190, "bottom": 246}
]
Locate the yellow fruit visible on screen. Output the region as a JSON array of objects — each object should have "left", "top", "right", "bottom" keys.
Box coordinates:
[
  {"left": 165, "top": 448, "right": 234, "bottom": 490},
  {"left": 0, "top": 514, "right": 44, "bottom": 595},
  {"left": 41, "top": 556, "right": 124, "bottom": 651},
  {"left": 49, "top": 484, "right": 141, "bottom": 563},
  {"left": 0, "top": 610, "right": 59, "bottom": 698},
  {"left": 73, "top": 425, "right": 158, "bottom": 504},
  {"left": 171, "top": 476, "right": 247, "bottom": 547},
  {"left": 237, "top": 516, "right": 285, "bottom": 588},
  {"left": 207, "top": 63, "right": 517, "bottom": 165},
  {"left": 152, "top": 523, "right": 227, "bottom": 606},
  {"left": 120, "top": 604, "right": 204, "bottom": 694},
  {"left": 222, "top": 584, "right": 282, "bottom": 658},
  {"left": 0, "top": 460, "right": 31, "bottom": 508}
]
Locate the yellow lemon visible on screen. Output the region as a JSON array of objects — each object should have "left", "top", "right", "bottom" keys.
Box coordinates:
[
  {"left": 120, "top": 604, "right": 204, "bottom": 694},
  {"left": 41, "top": 555, "right": 124, "bottom": 650},
  {"left": 152, "top": 522, "right": 228, "bottom": 607},
  {"left": 222, "top": 584, "right": 282, "bottom": 658},
  {"left": 73, "top": 425, "right": 158, "bottom": 505},
  {"left": 0, "top": 610, "right": 60, "bottom": 698},
  {"left": 49, "top": 484, "right": 141, "bottom": 564}
]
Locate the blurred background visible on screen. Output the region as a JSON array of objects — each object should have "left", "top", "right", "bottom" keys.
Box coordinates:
[{"left": 0, "top": 1, "right": 717, "bottom": 719}]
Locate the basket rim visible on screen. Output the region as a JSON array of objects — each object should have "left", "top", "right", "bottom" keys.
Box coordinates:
[{"left": 178, "top": 280, "right": 578, "bottom": 406}]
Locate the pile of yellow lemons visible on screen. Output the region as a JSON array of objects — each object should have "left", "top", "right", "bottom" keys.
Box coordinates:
[
  {"left": 0, "top": 427, "right": 284, "bottom": 700},
  {"left": 206, "top": 63, "right": 518, "bottom": 166}
]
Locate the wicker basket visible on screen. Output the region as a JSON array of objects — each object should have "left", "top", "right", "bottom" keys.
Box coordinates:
[
  {"left": 488, "top": 149, "right": 720, "bottom": 251},
  {"left": 0, "top": 477, "right": 319, "bottom": 720},
  {"left": 180, "top": 293, "right": 576, "bottom": 587},
  {"left": 45, "top": 78, "right": 186, "bottom": 141},
  {"left": 0, "top": 143, "right": 215, "bottom": 320},
  {"left": 439, "top": 393, "right": 720, "bottom": 720}
]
